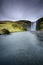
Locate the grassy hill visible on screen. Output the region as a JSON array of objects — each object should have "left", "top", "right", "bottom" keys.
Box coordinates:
[{"left": 0, "top": 20, "right": 31, "bottom": 34}]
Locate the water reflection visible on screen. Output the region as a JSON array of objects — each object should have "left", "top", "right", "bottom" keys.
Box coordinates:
[
  {"left": 0, "top": 31, "right": 43, "bottom": 65},
  {"left": 36, "top": 31, "right": 43, "bottom": 46}
]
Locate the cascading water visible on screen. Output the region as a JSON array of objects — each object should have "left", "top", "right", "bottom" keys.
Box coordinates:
[{"left": 31, "top": 22, "right": 36, "bottom": 31}]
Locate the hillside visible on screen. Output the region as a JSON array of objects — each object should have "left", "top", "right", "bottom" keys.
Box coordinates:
[
  {"left": 0, "top": 20, "right": 31, "bottom": 34},
  {"left": 36, "top": 17, "right": 43, "bottom": 30}
]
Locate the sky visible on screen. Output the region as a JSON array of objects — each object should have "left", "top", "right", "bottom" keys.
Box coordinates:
[{"left": 0, "top": 0, "right": 43, "bottom": 22}]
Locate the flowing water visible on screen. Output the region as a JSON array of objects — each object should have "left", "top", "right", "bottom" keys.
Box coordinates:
[
  {"left": 31, "top": 22, "right": 36, "bottom": 31},
  {"left": 0, "top": 31, "right": 43, "bottom": 65}
]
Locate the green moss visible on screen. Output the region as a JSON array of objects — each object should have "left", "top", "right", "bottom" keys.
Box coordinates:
[{"left": 0, "top": 21, "right": 30, "bottom": 34}]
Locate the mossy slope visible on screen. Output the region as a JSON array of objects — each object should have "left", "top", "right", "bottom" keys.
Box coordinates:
[{"left": 0, "top": 20, "right": 31, "bottom": 34}]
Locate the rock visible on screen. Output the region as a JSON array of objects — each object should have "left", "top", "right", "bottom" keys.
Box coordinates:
[{"left": 2, "top": 29, "right": 10, "bottom": 34}]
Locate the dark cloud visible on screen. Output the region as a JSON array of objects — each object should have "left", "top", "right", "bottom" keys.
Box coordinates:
[{"left": 0, "top": 0, "right": 43, "bottom": 21}]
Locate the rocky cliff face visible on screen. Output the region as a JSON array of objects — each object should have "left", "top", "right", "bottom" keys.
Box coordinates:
[{"left": 36, "top": 17, "right": 43, "bottom": 30}]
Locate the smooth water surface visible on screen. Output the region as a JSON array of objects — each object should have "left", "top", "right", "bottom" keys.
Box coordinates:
[{"left": 0, "top": 31, "right": 43, "bottom": 65}]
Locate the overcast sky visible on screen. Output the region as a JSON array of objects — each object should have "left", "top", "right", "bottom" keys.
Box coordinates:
[{"left": 0, "top": 0, "right": 43, "bottom": 22}]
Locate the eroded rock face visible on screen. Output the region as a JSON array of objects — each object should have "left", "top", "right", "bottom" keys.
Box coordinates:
[{"left": 36, "top": 17, "right": 43, "bottom": 30}]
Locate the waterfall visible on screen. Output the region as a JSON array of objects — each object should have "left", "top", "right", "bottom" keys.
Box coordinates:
[{"left": 31, "top": 22, "right": 36, "bottom": 31}]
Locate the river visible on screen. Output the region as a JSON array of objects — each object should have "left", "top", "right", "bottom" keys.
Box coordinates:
[{"left": 0, "top": 31, "right": 43, "bottom": 65}]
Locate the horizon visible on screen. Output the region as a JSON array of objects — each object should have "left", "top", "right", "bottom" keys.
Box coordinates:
[{"left": 0, "top": 17, "right": 43, "bottom": 23}]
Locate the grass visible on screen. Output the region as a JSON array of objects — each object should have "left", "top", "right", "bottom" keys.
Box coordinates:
[{"left": 0, "top": 21, "right": 30, "bottom": 34}]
